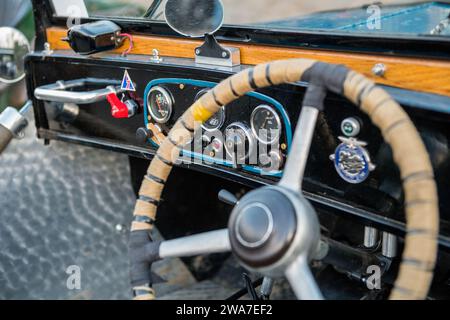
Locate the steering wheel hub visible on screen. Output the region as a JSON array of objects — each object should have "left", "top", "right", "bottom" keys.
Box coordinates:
[
  {"left": 235, "top": 203, "right": 273, "bottom": 248},
  {"left": 228, "top": 187, "right": 299, "bottom": 269}
]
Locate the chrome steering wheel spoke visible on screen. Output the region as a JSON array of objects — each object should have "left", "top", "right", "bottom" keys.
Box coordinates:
[
  {"left": 285, "top": 255, "right": 323, "bottom": 300},
  {"left": 277, "top": 105, "right": 323, "bottom": 299},
  {"left": 278, "top": 106, "right": 319, "bottom": 192},
  {"left": 159, "top": 229, "right": 231, "bottom": 259}
]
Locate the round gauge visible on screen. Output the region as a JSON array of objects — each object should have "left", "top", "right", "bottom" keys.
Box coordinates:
[
  {"left": 195, "top": 89, "right": 226, "bottom": 131},
  {"left": 250, "top": 105, "right": 282, "bottom": 145},
  {"left": 224, "top": 122, "right": 255, "bottom": 163},
  {"left": 147, "top": 86, "right": 173, "bottom": 124},
  {"left": 203, "top": 107, "right": 226, "bottom": 131}
]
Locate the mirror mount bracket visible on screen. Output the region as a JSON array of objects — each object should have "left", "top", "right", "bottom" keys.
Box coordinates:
[{"left": 195, "top": 34, "right": 240, "bottom": 67}]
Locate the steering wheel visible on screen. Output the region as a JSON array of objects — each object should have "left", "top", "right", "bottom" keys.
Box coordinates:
[{"left": 129, "top": 59, "right": 439, "bottom": 300}]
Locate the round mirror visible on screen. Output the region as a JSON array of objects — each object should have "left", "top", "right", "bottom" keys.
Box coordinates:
[
  {"left": 165, "top": 0, "right": 224, "bottom": 38},
  {"left": 0, "top": 27, "right": 30, "bottom": 84}
]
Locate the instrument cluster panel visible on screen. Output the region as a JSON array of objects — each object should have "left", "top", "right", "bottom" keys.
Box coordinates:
[{"left": 142, "top": 79, "right": 292, "bottom": 177}]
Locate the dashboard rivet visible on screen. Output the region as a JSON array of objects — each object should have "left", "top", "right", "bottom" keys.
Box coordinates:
[
  {"left": 372, "top": 63, "right": 386, "bottom": 77},
  {"left": 179, "top": 84, "right": 185, "bottom": 90},
  {"left": 281, "top": 143, "right": 287, "bottom": 151}
]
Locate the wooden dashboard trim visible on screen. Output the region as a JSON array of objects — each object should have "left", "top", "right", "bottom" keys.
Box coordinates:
[{"left": 46, "top": 27, "right": 450, "bottom": 98}]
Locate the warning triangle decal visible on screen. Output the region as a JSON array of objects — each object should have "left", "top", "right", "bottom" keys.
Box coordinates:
[{"left": 121, "top": 70, "right": 136, "bottom": 92}]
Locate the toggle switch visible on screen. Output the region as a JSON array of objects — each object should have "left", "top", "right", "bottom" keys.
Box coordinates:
[{"left": 106, "top": 93, "right": 138, "bottom": 119}]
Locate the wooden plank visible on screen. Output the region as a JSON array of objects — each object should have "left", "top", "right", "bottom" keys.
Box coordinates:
[{"left": 46, "top": 27, "right": 450, "bottom": 98}]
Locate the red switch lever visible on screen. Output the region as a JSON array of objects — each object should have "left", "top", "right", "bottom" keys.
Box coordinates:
[{"left": 106, "top": 93, "right": 131, "bottom": 119}]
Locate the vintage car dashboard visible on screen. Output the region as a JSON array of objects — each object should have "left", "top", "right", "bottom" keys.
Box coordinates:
[{"left": 26, "top": 51, "right": 450, "bottom": 248}]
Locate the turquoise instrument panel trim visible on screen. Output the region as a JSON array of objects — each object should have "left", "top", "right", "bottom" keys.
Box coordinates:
[{"left": 143, "top": 78, "right": 292, "bottom": 178}]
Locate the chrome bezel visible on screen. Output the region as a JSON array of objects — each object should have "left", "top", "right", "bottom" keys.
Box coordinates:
[
  {"left": 195, "top": 89, "right": 226, "bottom": 132},
  {"left": 147, "top": 86, "right": 173, "bottom": 124},
  {"left": 250, "top": 104, "right": 282, "bottom": 145},
  {"left": 202, "top": 106, "right": 226, "bottom": 132},
  {"left": 224, "top": 122, "right": 255, "bottom": 162}
]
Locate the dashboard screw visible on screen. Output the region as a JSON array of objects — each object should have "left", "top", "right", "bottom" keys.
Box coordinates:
[{"left": 372, "top": 63, "right": 386, "bottom": 77}]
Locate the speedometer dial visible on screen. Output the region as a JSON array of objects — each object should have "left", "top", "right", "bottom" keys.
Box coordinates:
[
  {"left": 250, "top": 105, "right": 282, "bottom": 145},
  {"left": 147, "top": 86, "right": 173, "bottom": 124}
]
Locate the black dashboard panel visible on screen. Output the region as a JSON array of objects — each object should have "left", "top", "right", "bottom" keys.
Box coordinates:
[{"left": 25, "top": 52, "right": 450, "bottom": 243}]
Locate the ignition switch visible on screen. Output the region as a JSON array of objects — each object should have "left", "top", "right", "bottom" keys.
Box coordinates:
[{"left": 106, "top": 93, "right": 138, "bottom": 119}]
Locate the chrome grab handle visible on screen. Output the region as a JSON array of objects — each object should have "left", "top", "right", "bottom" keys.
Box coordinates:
[{"left": 34, "top": 78, "right": 124, "bottom": 104}]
